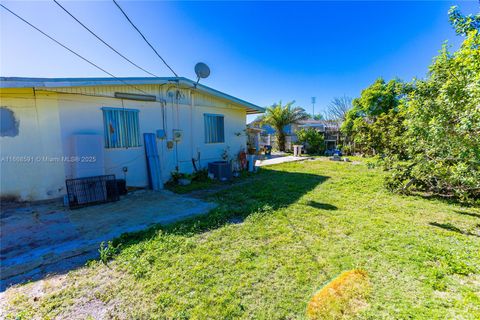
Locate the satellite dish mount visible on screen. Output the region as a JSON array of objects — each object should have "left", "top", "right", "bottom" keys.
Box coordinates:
[{"left": 194, "top": 62, "right": 210, "bottom": 88}]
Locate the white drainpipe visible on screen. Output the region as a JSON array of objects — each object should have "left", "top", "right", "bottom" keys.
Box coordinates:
[{"left": 190, "top": 90, "right": 195, "bottom": 162}]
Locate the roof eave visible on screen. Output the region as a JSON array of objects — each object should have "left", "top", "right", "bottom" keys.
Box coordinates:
[
  {"left": 0, "top": 76, "right": 265, "bottom": 114},
  {"left": 177, "top": 78, "right": 265, "bottom": 114}
]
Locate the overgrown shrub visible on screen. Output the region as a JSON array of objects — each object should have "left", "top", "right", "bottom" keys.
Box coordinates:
[
  {"left": 386, "top": 28, "right": 480, "bottom": 201},
  {"left": 192, "top": 169, "right": 209, "bottom": 181},
  {"left": 170, "top": 170, "right": 183, "bottom": 184},
  {"left": 341, "top": 78, "right": 408, "bottom": 156},
  {"left": 296, "top": 128, "right": 325, "bottom": 154},
  {"left": 342, "top": 7, "right": 480, "bottom": 202},
  {"left": 342, "top": 145, "right": 353, "bottom": 156}
]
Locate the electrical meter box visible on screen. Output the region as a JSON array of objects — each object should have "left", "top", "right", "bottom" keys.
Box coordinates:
[
  {"left": 172, "top": 129, "right": 183, "bottom": 142},
  {"left": 156, "top": 129, "right": 166, "bottom": 139}
]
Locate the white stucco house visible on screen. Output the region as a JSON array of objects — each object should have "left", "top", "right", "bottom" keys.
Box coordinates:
[{"left": 0, "top": 77, "right": 264, "bottom": 201}]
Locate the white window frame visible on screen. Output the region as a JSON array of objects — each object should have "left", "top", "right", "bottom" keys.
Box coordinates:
[
  {"left": 204, "top": 113, "right": 225, "bottom": 144},
  {"left": 102, "top": 107, "right": 141, "bottom": 149}
]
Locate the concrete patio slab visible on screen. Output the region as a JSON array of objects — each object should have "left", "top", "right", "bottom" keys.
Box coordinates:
[
  {"left": 0, "top": 190, "right": 217, "bottom": 290},
  {"left": 255, "top": 155, "right": 314, "bottom": 167}
]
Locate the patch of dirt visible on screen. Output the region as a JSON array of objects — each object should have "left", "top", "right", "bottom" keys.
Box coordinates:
[
  {"left": 1, "top": 263, "right": 129, "bottom": 320},
  {"left": 59, "top": 297, "right": 110, "bottom": 320}
]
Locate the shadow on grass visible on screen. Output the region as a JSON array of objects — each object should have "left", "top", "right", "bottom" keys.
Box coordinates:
[
  {"left": 306, "top": 201, "right": 337, "bottom": 211},
  {"left": 113, "top": 168, "right": 329, "bottom": 249},
  {"left": 165, "top": 170, "right": 257, "bottom": 196},
  {"left": 414, "top": 192, "right": 479, "bottom": 207},
  {"left": 1, "top": 168, "right": 328, "bottom": 290},
  {"left": 454, "top": 210, "right": 480, "bottom": 219},
  {"left": 429, "top": 222, "right": 479, "bottom": 238}
]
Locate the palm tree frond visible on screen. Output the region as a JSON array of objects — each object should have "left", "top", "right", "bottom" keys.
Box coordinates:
[{"left": 259, "top": 101, "right": 309, "bottom": 151}]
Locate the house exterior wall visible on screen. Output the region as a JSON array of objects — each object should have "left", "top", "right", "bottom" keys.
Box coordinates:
[
  {"left": 0, "top": 89, "right": 66, "bottom": 200},
  {"left": 0, "top": 84, "right": 248, "bottom": 201}
]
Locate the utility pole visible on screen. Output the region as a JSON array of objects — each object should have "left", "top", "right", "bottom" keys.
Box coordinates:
[{"left": 311, "top": 97, "right": 316, "bottom": 118}]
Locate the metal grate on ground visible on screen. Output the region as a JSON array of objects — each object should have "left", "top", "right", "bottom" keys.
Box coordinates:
[{"left": 65, "top": 175, "right": 119, "bottom": 209}]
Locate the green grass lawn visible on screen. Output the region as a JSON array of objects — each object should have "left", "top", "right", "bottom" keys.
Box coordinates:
[{"left": 4, "top": 159, "right": 480, "bottom": 319}]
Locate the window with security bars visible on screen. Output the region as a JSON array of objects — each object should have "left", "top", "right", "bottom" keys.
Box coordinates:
[
  {"left": 204, "top": 114, "right": 225, "bottom": 143},
  {"left": 102, "top": 107, "right": 141, "bottom": 148}
]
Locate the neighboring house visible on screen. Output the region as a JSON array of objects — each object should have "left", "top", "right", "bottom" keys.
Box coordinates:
[
  {"left": 297, "top": 119, "right": 341, "bottom": 150},
  {"left": 246, "top": 119, "right": 294, "bottom": 150},
  {"left": 247, "top": 118, "right": 341, "bottom": 151},
  {"left": 0, "top": 77, "right": 264, "bottom": 201},
  {"left": 321, "top": 120, "right": 342, "bottom": 150},
  {"left": 245, "top": 127, "right": 265, "bottom": 152},
  {"left": 247, "top": 119, "right": 293, "bottom": 135},
  {"left": 295, "top": 119, "right": 325, "bottom": 131}
]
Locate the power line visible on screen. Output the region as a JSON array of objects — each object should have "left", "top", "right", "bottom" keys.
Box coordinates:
[
  {"left": 0, "top": 3, "right": 148, "bottom": 94},
  {"left": 112, "top": 0, "right": 179, "bottom": 77},
  {"left": 53, "top": 0, "right": 160, "bottom": 78}
]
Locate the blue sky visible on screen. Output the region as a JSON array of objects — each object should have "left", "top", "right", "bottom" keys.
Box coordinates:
[{"left": 1, "top": 1, "right": 478, "bottom": 122}]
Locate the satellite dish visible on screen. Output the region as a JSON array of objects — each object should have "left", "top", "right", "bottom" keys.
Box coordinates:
[{"left": 195, "top": 62, "right": 210, "bottom": 79}]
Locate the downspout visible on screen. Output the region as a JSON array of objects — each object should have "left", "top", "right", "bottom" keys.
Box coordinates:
[
  {"left": 158, "top": 85, "right": 166, "bottom": 182},
  {"left": 190, "top": 89, "right": 195, "bottom": 164}
]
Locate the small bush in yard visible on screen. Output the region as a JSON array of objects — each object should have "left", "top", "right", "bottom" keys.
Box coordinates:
[
  {"left": 307, "top": 269, "right": 370, "bottom": 320},
  {"left": 169, "top": 170, "right": 182, "bottom": 184},
  {"left": 296, "top": 127, "right": 325, "bottom": 154},
  {"left": 98, "top": 241, "right": 120, "bottom": 265},
  {"left": 192, "top": 168, "right": 209, "bottom": 181}
]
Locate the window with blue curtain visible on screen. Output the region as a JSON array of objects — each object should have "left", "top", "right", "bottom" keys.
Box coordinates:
[
  {"left": 102, "top": 107, "right": 141, "bottom": 148},
  {"left": 204, "top": 114, "right": 225, "bottom": 144}
]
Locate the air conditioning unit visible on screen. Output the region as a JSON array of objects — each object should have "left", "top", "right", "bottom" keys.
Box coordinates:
[
  {"left": 208, "top": 161, "right": 232, "bottom": 181},
  {"left": 173, "top": 129, "right": 183, "bottom": 142}
]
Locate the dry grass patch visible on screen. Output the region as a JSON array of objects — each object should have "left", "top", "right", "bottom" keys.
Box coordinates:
[{"left": 307, "top": 269, "right": 370, "bottom": 320}]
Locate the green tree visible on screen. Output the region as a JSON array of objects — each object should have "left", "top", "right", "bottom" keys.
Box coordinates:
[
  {"left": 448, "top": 6, "right": 480, "bottom": 35},
  {"left": 296, "top": 127, "right": 325, "bottom": 154},
  {"left": 370, "top": 109, "right": 406, "bottom": 159},
  {"left": 341, "top": 78, "right": 407, "bottom": 155},
  {"left": 385, "top": 6, "right": 480, "bottom": 201},
  {"left": 259, "top": 101, "right": 309, "bottom": 151},
  {"left": 309, "top": 113, "right": 324, "bottom": 120}
]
